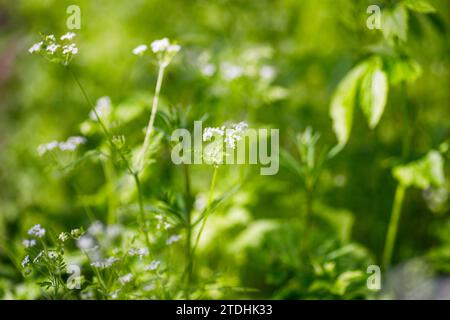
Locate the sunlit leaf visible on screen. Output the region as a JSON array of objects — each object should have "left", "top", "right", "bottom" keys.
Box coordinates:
[
  {"left": 382, "top": 5, "right": 409, "bottom": 43},
  {"left": 393, "top": 150, "right": 446, "bottom": 189},
  {"left": 402, "top": 0, "right": 436, "bottom": 13},
  {"left": 359, "top": 58, "right": 389, "bottom": 129},
  {"left": 386, "top": 57, "right": 422, "bottom": 85}
]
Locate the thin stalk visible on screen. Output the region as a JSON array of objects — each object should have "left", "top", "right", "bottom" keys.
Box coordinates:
[
  {"left": 138, "top": 64, "right": 165, "bottom": 171},
  {"left": 183, "top": 164, "right": 194, "bottom": 296},
  {"left": 382, "top": 183, "right": 406, "bottom": 270},
  {"left": 302, "top": 182, "right": 314, "bottom": 252},
  {"left": 190, "top": 167, "right": 218, "bottom": 277},
  {"left": 68, "top": 67, "right": 150, "bottom": 251},
  {"left": 133, "top": 172, "right": 151, "bottom": 250}
]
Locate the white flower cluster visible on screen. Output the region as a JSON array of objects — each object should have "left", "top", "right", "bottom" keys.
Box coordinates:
[
  {"left": 144, "top": 260, "right": 160, "bottom": 271},
  {"left": 29, "top": 32, "right": 78, "bottom": 66},
  {"left": 89, "top": 96, "right": 112, "bottom": 122},
  {"left": 166, "top": 234, "right": 181, "bottom": 245},
  {"left": 119, "top": 273, "right": 133, "bottom": 285},
  {"left": 128, "top": 248, "right": 149, "bottom": 260},
  {"left": 91, "top": 257, "right": 119, "bottom": 269},
  {"left": 37, "top": 136, "right": 86, "bottom": 156},
  {"left": 27, "top": 224, "right": 46, "bottom": 238},
  {"left": 21, "top": 255, "right": 30, "bottom": 268},
  {"left": 133, "top": 38, "right": 181, "bottom": 67},
  {"left": 203, "top": 122, "right": 248, "bottom": 149},
  {"left": 22, "top": 239, "right": 37, "bottom": 248}
]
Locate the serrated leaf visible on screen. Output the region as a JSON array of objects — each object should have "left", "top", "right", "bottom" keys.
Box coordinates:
[
  {"left": 393, "top": 150, "right": 445, "bottom": 189},
  {"left": 382, "top": 5, "right": 409, "bottom": 43},
  {"left": 330, "top": 62, "right": 368, "bottom": 147},
  {"left": 402, "top": 0, "right": 436, "bottom": 13},
  {"left": 359, "top": 59, "right": 389, "bottom": 129}
]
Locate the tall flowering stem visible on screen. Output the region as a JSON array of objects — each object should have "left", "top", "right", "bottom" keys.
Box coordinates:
[{"left": 138, "top": 64, "right": 165, "bottom": 171}]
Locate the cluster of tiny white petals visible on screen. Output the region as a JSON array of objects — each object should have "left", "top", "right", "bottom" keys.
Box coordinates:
[
  {"left": 60, "top": 32, "right": 76, "bottom": 41},
  {"left": 203, "top": 127, "right": 225, "bottom": 142},
  {"left": 150, "top": 38, "right": 170, "bottom": 53},
  {"left": 128, "top": 248, "right": 149, "bottom": 260},
  {"left": 28, "top": 41, "right": 43, "bottom": 53},
  {"left": 132, "top": 44, "right": 148, "bottom": 56},
  {"left": 38, "top": 136, "right": 86, "bottom": 156},
  {"left": 58, "top": 232, "right": 69, "bottom": 242},
  {"left": 224, "top": 122, "right": 248, "bottom": 149},
  {"left": 28, "top": 224, "right": 46, "bottom": 238},
  {"left": 119, "top": 273, "right": 133, "bottom": 285},
  {"left": 134, "top": 38, "right": 181, "bottom": 67},
  {"left": 166, "top": 234, "right": 182, "bottom": 245},
  {"left": 22, "top": 239, "right": 37, "bottom": 248},
  {"left": 48, "top": 251, "right": 58, "bottom": 259},
  {"left": 89, "top": 96, "right": 112, "bottom": 121},
  {"left": 144, "top": 260, "right": 160, "bottom": 271},
  {"left": 91, "top": 257, "right": 119, "bottom": 269}
]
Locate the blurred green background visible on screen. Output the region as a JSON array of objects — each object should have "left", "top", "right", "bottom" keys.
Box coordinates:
[{"left": 0, "top": 0, "right": 449, "bottom": 299}]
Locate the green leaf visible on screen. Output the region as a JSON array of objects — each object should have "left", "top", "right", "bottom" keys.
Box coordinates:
[
  {"left": 330, "top": 62, "right": 368, "bottom": 147},
  {"left": 387, "top": 57, "right": 422, "bottom": 85},
  {"left": 393, "top": 150, "right": 446, "bottom": 189},
  {"left": 402, "top": 0, "right": 436, "bottom": 13},
  {"left": 382, "top": 5, "right": 409, "bottom": 43},
  {"left": 359, "top": 58, "right": 389, "bottom": 129}
]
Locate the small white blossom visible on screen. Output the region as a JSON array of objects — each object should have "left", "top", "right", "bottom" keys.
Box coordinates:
[
  {"left": 58, "top": 232, "right": 68, "bottom": 242},
  {"left": 119, "top": 273, "right": 133, "bottom": 285},
  {"left": 62, "top": 43, "right": 78, "bottom": 55},
  {"left": 167, "top": 44, "right": 181, "bottom": 53},
  {"left": 60, "top": 32, "right": 76, "bottom": 41},
  {"left": 128, "top": 248, "right": 149, "bottom": 260},
  {"left": 221, "top": 62, "right": 243, "bottom": 81},
  {"left": 28, "top": 41, "right": 43, "bottom": 53},
  {"left": 144, "top": 260, "right": 160, "bottom": 271},
  {"left": 28, "top": 224, "right": 46, "bottom": 238},
  {"left": 89, "top": 96, "right": 111, "bottom": 121},
  {"left": 77, "top": 235, "right": 95, "bottom": 250},
  {"left": 48, "top": 251, "right": 58, "bottom": 259},
  {"left": 46, "top": 44, "right": 60, "bottom": 54},
  {"left": 201, "top": 63, "right": 216, "bottom": 77},
  {"left": 22, "top": 239, "right": 37, "bottom": 248},
  {"left": 132, "top": 44, "right": 148, "bottom": 56},
  {"left": 150, "top": 38, "right": 170, "bottom": 53},
  {"left": 259, "top": 65, "right": 277, "bottom": 81},
  {"left": 21, "top": 255, "right": 30, "bottom": 268},
  {"left": 37, "top": 141, "right": 59, "bottom": 156},
  {"left": 106, "top": 224, "right": 122, "bottom": 239},
  {"left": 91, "top": 257, "right": 119, "bottom": 269},
  {"left": 88, "top": 221, "right": 104, "bottom": 235},
  {"left": 203, "top": 127, "right": 225, "bottom": 142},
  {"left": 166, "top": 234, "right": 182, "bottom": 245}
]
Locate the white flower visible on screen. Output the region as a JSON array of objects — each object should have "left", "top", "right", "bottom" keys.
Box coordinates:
[
  {"left": 62, "top": 43, "right": 78, "bottom": 55},
  {"left": 58, "top": 232, "right": 68, "bottom": 242},
  {"left": 89, "top": 96, "right": 111, "bottom": 121},
  {"left": 21, "top": 255, "right": 30, "bottom": 268},
  {"left": 150, "top": 38, "right": 170, "bottom": 53},
  {"left": 46, "top": 44, "right": 60, "bottom": 54},
  {"left": 88, "top": 221, "right": 104, "bottom": 235},
  {"left": 128, "top": 248, "right": 149, "bottom": 260},
  {"left": 77, "top": 235, "right": 95, "bottom": 250},
  {"left": 221, "top": 62, "right": 243, "bottom": 81},
  {"left": 167, "top": 44, "right": 181, "bottom": 53},
  {"left": 118, "top": 273, "right": 133, "bottom": 285},
  {"left": 166, "top": 234, "right": 181, "bottom": 245},
  {"left": 203, "top": 127, "right": 225, "bottom": 142},
  {"left": 28, "top": 224, "right": 46, "bottom": 238},
  {"left": 48, "top": 251, "right": 58, "bottom": 259},
  {"left": 37, "top": 140, "right": 59, "bottom": 156},
  {"left": 106, "top": 224, "right": 122, "bottom": 239},
  {"left": 46, "top": 34, "right": 56, "bottom": 42},
  {"left": 144, "top": 260, "right": 160, "bottom": 271},
  {"left": 28, "top": 41, "right": 43, "bottom": 54},
  {"left": 22, "top": 239, "right": 37, "bottom": 248},
  {"left": 132, "top": 44, "right": 148, "bottom": 56},
  {"left": 61, "top": 32, "right": 76, "bottom": 41},
  {"left": 201, "top": 63, "right": 216, "bottom": 77},
  {"left": 91, "top": 257, "right": 119, "bottom": 269},
  {"left": 224, "top": 122, "right": 248, "bottom": 149},
  {"left": 260, "top": 65, "right": 277, "bottom": 81}
]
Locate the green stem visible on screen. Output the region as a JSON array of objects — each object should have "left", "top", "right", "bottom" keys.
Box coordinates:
[
  {"left": 190, "top": 167, "right": 218, "bottom": 278},
  {"left": 302, "top": 182, "right": 314, "bottom": 252},
  {"left": 133, "top": 172, "right": 151, "bottom": 251},
  {"left": 138, "top": 64, "right": 165, "bottom": 171},
  {"left": 183, "top": 164, "right": 194, "bottom": 297},
  {"left": 382, "top": 183, "right": 406, "bottom": 270}
]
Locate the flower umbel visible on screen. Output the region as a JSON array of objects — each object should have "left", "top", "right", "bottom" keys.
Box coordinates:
[{"left": 29, "top": 32, "right": 78, "bottom": 66}]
